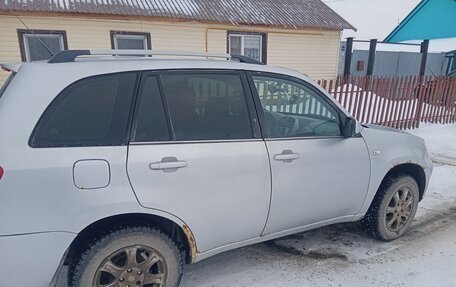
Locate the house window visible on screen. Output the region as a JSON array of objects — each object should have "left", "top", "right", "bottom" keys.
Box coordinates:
[
  {"left": 17, "top": 30, "right": 67, "bottom": 62},
  {"left": 228, "top": 32, "right": 267, "bottom": 63},
  {"left": 111, "top": 31, "right": 151, "bottom": 50}
]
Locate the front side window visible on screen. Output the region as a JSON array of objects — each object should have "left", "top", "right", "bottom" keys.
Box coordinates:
[
  {"left": 161, "top": 73, "right": 253, "bottom": 141},
  {"left": 31, "top": 72, "right": 138, "bottom": 147},
  {"left": 111, "top": 31, "right": 151, "bottom": 50},
  {"left": 228, "top": 32, "right": 266, "bottom": 63},
  {"left": 18, "top": 30, "right": 67, "bottom": 61},
  {"left": 252, "top": 74, "right": 342, "bottom": 138}
]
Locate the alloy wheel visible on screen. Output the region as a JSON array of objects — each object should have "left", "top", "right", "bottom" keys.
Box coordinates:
[
  {"left": 385, "top": 187, "right": 414, "bottom": 232},
  {"left": 94, "top": 245, "right": 167, "bottom": 287}
]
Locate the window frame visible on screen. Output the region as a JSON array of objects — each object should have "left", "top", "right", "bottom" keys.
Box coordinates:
[
  {"left": 227, "top": 31, "right": 267, "bottom": 64},
  {"left": 130, "top": 71, "right": 173, "bottom": 143},
  {"left": 130, "top": 69, "right": 262, "bottom": 144},
  {"left": 246, "top": 71, "right": 348, "bottom": 140},
  {"left": 110, "top": 31, "right": 152, "bottom": 50},
  {"left": 29, "top": 71, "right": 141, "bottom": 148},
  {"left": 17, "top": 29, "right": 68, "bottom": 62}
]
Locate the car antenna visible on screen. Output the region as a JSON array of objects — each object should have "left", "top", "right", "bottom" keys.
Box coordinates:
[{"left": 16, "top": 16, "right": 55, "bottom": 58}]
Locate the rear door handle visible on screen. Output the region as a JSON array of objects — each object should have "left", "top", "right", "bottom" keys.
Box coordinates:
[
  {"left": 273, "top": 150, "right": 300, "bottom": 163},
  {"left": 149, "top": 157, "right": 187, "bottom": 172}
]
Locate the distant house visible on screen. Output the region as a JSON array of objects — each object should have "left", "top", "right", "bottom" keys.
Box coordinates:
[
  {"left": 384, "top": 0, "right": 456, "bottom": 75},
  {"left": 0, "top": 0, "right": 354, "bottom": 84},
  {"left": 384, "top": 0, "right": 456, "bottom": 43}
]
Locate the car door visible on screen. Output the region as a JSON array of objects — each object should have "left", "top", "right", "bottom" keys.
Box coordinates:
[
  {"left": 127, "top": 70, "right": 271, "bottom": 252},
  {"left": 249, "top": 72, "right": 370, "bottom": 235}
]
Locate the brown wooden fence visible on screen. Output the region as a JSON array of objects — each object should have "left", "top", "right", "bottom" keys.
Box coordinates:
[{"left": 318, "top": 75, "right": 456, "bottom": 129}]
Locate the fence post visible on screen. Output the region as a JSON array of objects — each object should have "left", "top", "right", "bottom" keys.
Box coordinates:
[
  {"left": 419, "top": 40, "right": 429, "bottom": 76},
  {"left": 344, "top": 37, "right": 353, "bottom": 76},
  {"left": 414, "top": 76, "right": 427, "bottom": 128},
  {"left": 366, "top": 39, "right": 377, "bottom": 76}
]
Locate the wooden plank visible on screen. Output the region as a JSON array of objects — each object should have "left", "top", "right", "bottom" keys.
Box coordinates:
[
  {"left": 340, "top": 76, "right": 349, "bottom": 108},
  {"left": 328, "top": 79, "right": 334, "bottom": 101},
  {"left": 377, "top": 76, "right": 389, "bottom": 124},
  {"left": 355, "top": 76, "right": 366, "bottom": 120},
  {"left": 437, "top": 77, "right": 447, "bottom": 123},
  {"left": 449, "top": 78, "right": 456, "bottom": 123},
  {"left": 398, "top": 75, "right": 411, "bottom": 129},
  {"left": 391, "top": 75, "right": 404, "bottom": 128},
  {"left": 429, "top": 76, "right": 442, "bottom": 123},
  {"left": 397, "top": 75, "right": 409, "bottom": 129},
  {"left": 382, "top": 76, "right": 396, "bottom": 126},
  {"left": 374, "top": 76, "right": 385, "bottom": 124},
  {"left": 404, "top": 75, "right": 418, "bottom": 129},
  {"left": 441, "top": 77, "right": 453, "bottom": 123},
  {"left": 415, "top": 75, "right": 430, "bottom": 127},
  {"left": 396, "top": 76, "right": 407, "bottom": 128},
  {"left": 448, "top": 78, "right": 456, "bottom": 123},
  {"left": 364, "top": 76, "right": 377, "bottom": 123},
  {"left": 425, "top": 76, "right": 437, "bottom": 122},
  {"left": 345, "top": 76, "right": 356, "bottom": 113}
]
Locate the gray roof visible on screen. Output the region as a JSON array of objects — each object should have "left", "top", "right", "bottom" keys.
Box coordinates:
[{"left": 0, "top": 0, "right": 355, "bottom": 30}]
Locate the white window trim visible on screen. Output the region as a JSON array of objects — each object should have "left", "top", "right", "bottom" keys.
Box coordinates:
[
  {"left": 229, "top": 34, "right": 263, "bottom": 62},
  {"left": 23, "top": 33, "right": 65, "bottom": 62},
  {"left": 113, "top": 34, "right": 149, "bottom": 50}
]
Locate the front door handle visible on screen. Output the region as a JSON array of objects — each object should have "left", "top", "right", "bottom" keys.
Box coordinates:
[
  {"left": 273, "top": 150, "right": 300, "bottom": 163},
  {"left": 149, "top": 157, "right": 187, "bottom": 172}
]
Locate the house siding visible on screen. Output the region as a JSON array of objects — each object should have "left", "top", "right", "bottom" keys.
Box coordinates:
[{"left": 0, "top": 14, "right": 341, "bottom": 84}]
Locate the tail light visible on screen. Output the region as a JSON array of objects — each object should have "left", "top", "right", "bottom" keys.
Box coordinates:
[{"left": 0, "top": 166, "right": 3, "bottom": 180}]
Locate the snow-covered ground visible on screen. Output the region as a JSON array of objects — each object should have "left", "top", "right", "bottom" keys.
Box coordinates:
[{"left": 180, "top": 123, "right": 456, "bottom": 287}]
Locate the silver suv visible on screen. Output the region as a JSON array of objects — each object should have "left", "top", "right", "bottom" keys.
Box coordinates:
[{"left": 0, "top": 50, "right": 433, "bottom": 287}]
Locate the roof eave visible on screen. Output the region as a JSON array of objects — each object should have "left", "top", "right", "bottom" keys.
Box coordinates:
[
  {"left": 0, "top": 9, "right": 353, "bottom": 31},
  {"left": 384, "top": 0, "right": 430, "bottom": 42}
]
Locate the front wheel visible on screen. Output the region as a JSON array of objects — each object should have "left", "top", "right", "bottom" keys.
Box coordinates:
[
  {"left": 362, "top": 175, "right": 420, "bottom": 241},
  {"left": 70, "top": 226, "right": 183, "bottom": 287}
]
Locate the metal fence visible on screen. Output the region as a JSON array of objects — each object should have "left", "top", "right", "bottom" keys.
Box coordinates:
[{"left": 317, "top": 75, "right": 456, "bottom": 129}]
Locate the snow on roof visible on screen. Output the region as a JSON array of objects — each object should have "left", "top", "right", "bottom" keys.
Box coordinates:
[{"left": 0, "top": 0, "right": 355, "bottom": 30}]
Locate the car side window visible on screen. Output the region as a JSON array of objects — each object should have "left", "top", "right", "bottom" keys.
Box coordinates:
[
  {"left": 131, "top": 75, "right": 171, "bottom": 142},
  {"left": 30, "top": 72, "right": 138, "bottom": 147},
  {"left": 252, "top": 74, "right": 342, "bottom": 138},
  {"left": 161, "top": 73, "right": 253, "bottom": 141}
]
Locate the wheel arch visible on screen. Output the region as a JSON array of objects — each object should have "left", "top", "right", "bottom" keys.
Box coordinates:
[
  {"left": 64, "top": 213, "right": 197, "bottom": 270},
  {"left": 381, "top": 163, "right": 426, "bottom": 201}
]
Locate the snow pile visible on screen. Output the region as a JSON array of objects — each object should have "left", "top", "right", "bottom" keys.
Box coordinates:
[{"left": 332, "top": 83, "right": 420, "bottom": 124}]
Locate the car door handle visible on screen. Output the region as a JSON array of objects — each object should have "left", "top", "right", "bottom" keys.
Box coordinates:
[
  {"left": 149, "top": 157, "right": 187, "bottom": 172},
  {"left": 273, "top": 150, "right": 300, "bottom": 163}
]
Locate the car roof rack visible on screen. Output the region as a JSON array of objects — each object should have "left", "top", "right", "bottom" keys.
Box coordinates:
[{"left": 47, "top": 50, "right": 265, "bottom": 65}]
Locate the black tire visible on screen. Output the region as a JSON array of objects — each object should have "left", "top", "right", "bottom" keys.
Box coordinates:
[
  {"left": 70, "top": 226, "right": 183, "bottom": 287},
  {"left": 361, "top": 175, "right": 419, "bottom": 241}
]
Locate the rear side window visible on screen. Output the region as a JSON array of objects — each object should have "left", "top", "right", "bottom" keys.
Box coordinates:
[
  {"left": 161, "top": 73, "right": 253, "bottom": 141},
  {"left": 30, "top": 72, "right": 138, "bottom": 147},
  {"left": 0, "top": 73, "right": 15, "bottom": 99}
]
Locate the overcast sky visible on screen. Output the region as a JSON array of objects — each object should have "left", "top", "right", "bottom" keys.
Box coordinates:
[{"left": 323, "top": 0, "right": 421, "bottom": 40}]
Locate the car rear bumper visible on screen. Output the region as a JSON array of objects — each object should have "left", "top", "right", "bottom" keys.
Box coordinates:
[{"left": 0, "top": 232, "right": 76, "bottom": 287}]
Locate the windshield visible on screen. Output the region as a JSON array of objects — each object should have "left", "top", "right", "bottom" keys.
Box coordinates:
[{"left": 0, "top": 72, "right": 15, "bottom": 99}]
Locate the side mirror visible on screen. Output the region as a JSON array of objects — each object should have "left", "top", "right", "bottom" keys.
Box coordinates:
[{"left": 343, "top": 117, "right": 356, "bottom": 138}]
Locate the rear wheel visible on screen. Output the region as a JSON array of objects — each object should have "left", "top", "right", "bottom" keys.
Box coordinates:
[
  {"left": 362, "top": 175, "right": 419, "bottom": 241},
  {"left": 70, "top": 226, "right": 183, "bottom": 287}
]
